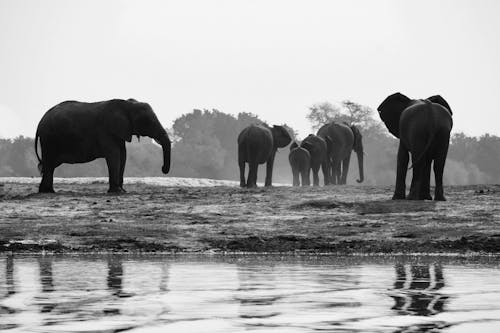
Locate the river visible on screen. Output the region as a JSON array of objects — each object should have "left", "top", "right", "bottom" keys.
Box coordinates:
[{"left": 0, "top": 255, "right": 499, "bottom": 332}]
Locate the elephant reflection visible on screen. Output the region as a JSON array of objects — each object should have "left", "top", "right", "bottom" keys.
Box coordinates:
[
  {"left": 37, "top": 256, "right": 56, "bottom": 313},
  {"left": 391, "top": 263, "right": 448, "bottom": 316},
  {"left": 0, "top": 256, "right": 16, "bottom": 318},
  {"left": 4, "top": 255, "right": 15, "bottom": 296},
  {"left": 236, "top": 264, "right": 281, "bottom": 323},
  {"left": 107, "top": 257, "right": 125, "bottom": 298}
]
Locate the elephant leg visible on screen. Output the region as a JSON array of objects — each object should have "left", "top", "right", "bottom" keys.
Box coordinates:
[
  {"left": 321, "top": 160, "right": 329, "bottom": 186},
  {"left": 247, "top": 161, "right": 258, "bottom": 188},
  {"left": 331, "top": 160, "right": 340, "bottom": 185},
  {"left": 238, "top": 145, "right": 246, "bottom": 187},
  {"left": 312, "top": 164, "right": 320, "bottom": 186},
  {"left": 407, "top": 158, "right": 424, "bottom": 200},
  {"left": 321, "top": 161, "right": 330, "bottom": 186},
  {"left": 434, "top": 137, "right": 450, "bottom": 201},
  {"left": 264, "top": 151, "right": 276, "bottom": 187},
  {"left": 118, "top": 142, "right": 126, "bottom": 192},
  {"left": 39, "top": 163, "right": 56, "bottom": 193},
  {"left": 393, "top": 143, "right": 409, "bottom": 200},
  {"left": 336, "top": 161, "right": 342, "bottom": 185},
  {"left": 341, "top": 154, "right": 351, "bottom": 185},
  {"left": 301, "top": 168, "right": 310, "bottom": 187},
  {"left": 105, "top": 147, "right": 122, "bottom": 193},
  {"left": 420, "top": 158, "right": 432, "bottom": 200},
  {"left": 292, "top": 167, "right": 299, "bottom": 186}
]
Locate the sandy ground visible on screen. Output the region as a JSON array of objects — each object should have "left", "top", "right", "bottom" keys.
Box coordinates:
[{"left": 0, "top": 178, "right": 499, "bottom": 254}]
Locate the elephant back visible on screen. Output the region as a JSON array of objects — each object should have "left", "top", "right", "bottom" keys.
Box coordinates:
[
  {"left": 288, "top": 146, "right": 311, "bottom": 171},
  {"left": 238, "top": 124, "right": 274, "bottom": 164},
  {"left": 301, "top": 134, "right": 327, "bottom": 163}
]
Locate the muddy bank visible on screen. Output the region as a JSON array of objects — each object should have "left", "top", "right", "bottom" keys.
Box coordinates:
[{"left": 0, "top": 180, "right": 499, "bottom": 254}]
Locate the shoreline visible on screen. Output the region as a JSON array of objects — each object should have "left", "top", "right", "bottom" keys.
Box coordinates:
[{"left": 1, "top": 181, "right": 499, "bottom": 255}]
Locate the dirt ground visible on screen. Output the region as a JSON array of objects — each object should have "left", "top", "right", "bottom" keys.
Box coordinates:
[{"left": 0, "top": 179, "right": 499, "bottom": 254}]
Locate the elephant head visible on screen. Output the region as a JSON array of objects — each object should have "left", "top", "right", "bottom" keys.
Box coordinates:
[
  {"left": 107, "top": 99, "right": 171, "bottom": 174},
  {"left": 350, "top": 125, "right": 364, "bottom": 183},
  {"left": 377, "top": 92, "right": 412, "bottom": 138},
  {"left": 427, "top": 95, "right": 453, "bottom": 115},
  {"left": 272, "top": 125, "right": 292, "bottom": 148}
]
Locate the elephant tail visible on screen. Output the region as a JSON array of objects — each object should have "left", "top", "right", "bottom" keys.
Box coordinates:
[
  {"left": 409, "top": 100, "right": 435, "bottom": 170},
  {"left": 34, "top": 130, "right": 43, "bottom": 174}
]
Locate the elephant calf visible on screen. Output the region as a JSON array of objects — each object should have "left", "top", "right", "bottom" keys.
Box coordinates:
[
  {"left": 300, "top": 134, "right": 328, "bottom": 186},
  {"left": 289, "top": 142, "right": 311, "bottom": 186},
  {"left": 378, "top": 92, "right": 453, "bottom": 200},
  {"left": 238, "top": 124, "right": 292, "bottom": 188},
  {"left": 35, "top": 99, "right": 171, "bottom": 193}
]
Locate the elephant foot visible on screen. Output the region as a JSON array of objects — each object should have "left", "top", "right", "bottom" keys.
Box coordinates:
[
  {"left": 108, "top": 187, "right": 125, "bottom": 194},
  {"left": 434, "top": 195, "right": 446, "bottom": 201},
  {"left": 240, "top": 182, "right": 246, "bottom": 188},
  {"left": 39, "top": 187, "right": 55, "bottom": 193},
  {"left": 422, "top": 194, "right": 433, "bottom": 200},
  {"left": 392, "top": 193, "right": 406, "bottom": 200},
  {"left": 38, "top": 184, "right": 56, "bottom": 193},
  {"left": 120, "top": 187, "right": 127, "bottom": 193}
]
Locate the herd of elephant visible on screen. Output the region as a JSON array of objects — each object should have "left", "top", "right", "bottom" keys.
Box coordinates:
[
  {"left": 238, "top": 122, "right": 364, "bottom": 188},
  {"left": 35, "top": 92, "right": 453, "bottom": 201}
]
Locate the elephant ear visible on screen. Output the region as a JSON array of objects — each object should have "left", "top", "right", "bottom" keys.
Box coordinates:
[
  {"left": 290, "top": 141, "right": 299, "bottom": 151},
  {"left": 350, "top": 125, "right": 363, "bottom": 152},
  {"left": 105, "top": 100, "right": 133, "bottom": 142},
  {"left": 377, "top": 92, "right": 411, "bottom": 138},
  {"left": 272, "top": 125, "right": 292, "bottom": 148},
  {"left": 427, "top": 95, "right": 452, "bottom": 115}
]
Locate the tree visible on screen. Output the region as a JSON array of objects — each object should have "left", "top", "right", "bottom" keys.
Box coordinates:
[
  {"left": 306, "top": 102, "right": 342, "bottom": 131},
  {"left": 306, "top": 100, "right": 379, "bottom": 131}
]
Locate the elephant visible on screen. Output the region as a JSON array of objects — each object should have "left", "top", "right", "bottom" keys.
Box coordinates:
[
  {"left": 288, "top": 142, "right": 311, "bottom": 186},
  {"left": 300, "top": 134, "right": 328, "bottom": 186},
  {"left": 377, "top": 92, "right": 453, "bottom": 200},
  {"left": 238, "top": 124, "right": 292, "bottom": 188},
  {"left": 35, "top": 98, "right": 171, "bottom": 193},
  {"left": 317, "top": 122, "right": 364, "bottom": 185}
]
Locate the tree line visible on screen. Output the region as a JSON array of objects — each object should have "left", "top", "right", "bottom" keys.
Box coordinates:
[{"left": 0, "top": 101, "right": 498, "bottom": 185}]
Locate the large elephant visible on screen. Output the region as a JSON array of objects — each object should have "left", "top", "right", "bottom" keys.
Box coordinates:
[
  {"left": 35, "top": 99, "right": 171, "bottom": 193},
  {"left": 317, "top": 122, "right": 364, "bottom": 185},
  {"left": 377, "top": 92, "right": 453, "bottom": 200},
  {"left": 238, "top": 124, "right": 292, "bottom": 188},
  {"left": 288, "top": 142, "right": 311, "bottom": 186},
  {"left": 300, "top": 134, "right": 327, "bottom": 186}
]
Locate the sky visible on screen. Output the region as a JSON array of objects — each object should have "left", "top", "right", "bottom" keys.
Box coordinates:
[{"left": 1, "top": 0, "right": 499, "bottom": 139}]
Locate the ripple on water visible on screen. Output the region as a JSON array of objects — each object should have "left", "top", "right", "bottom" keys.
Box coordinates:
[{"left": 0, "top": 254, "right": 499, "bottom": 332}]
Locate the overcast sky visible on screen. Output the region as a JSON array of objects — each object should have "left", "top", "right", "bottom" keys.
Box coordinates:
[{"left": 1, "top": 0, "right": 499, "bottom": 139}]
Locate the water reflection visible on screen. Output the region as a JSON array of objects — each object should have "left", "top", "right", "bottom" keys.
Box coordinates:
[
  {"left": 107, "top": 256, "right": 125, "bottom": 298},
  {"left": 236, "top": 263, "right": 281, "bottom": 322},
  {"left": 5, "top": 255, "right": 14, "bottom": 296},
  {"left": 391, "top": 263, "right": 448, "bottom": 316},
  {"left": 37, "top": 256, "right": 56, "bottom": 313},
  {"left": 0, "top": 255, "right": 17, "bottom": 325},
  {"left": 0, "top": 255, "right": 498, "bottom": 333}
]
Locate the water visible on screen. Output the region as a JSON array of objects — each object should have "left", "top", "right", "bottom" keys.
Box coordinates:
[{"left": 0, "top": 255, "right": 499, "bottom": 333}]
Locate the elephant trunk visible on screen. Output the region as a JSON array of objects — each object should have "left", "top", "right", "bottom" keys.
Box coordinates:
[
  {"left": 356, "top": 150, "right": 364, "bottom": 183},
  {"left": 158, "top": 133, "right": 171, "bottom": 174}
]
